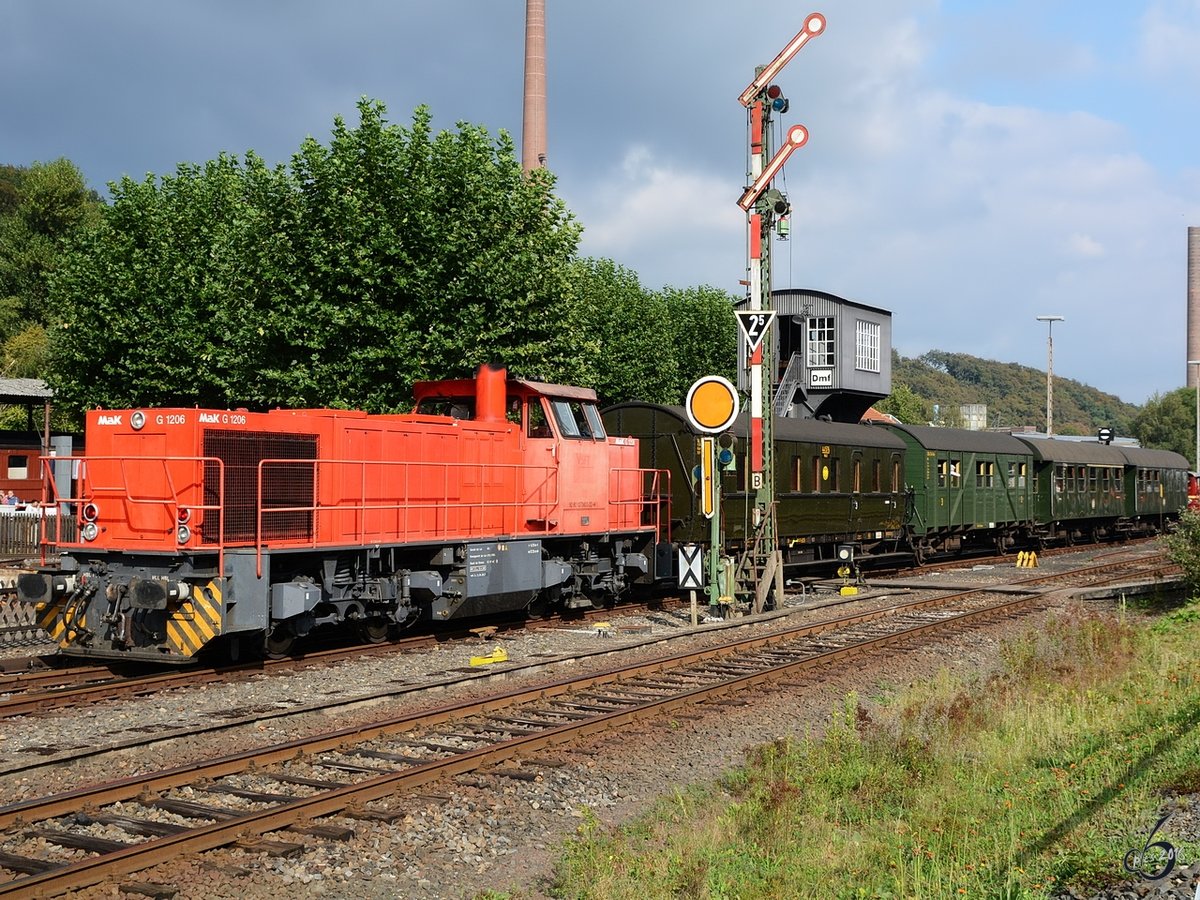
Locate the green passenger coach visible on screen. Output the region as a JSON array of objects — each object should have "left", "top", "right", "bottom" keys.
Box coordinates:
[{"left": 883, "top": 424, "right": 1033, "bottom": 562}]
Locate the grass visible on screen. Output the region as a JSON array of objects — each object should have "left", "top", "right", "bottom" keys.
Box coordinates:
[{"left": 537, "top": 608, "right": 1200, "bottom": 900}]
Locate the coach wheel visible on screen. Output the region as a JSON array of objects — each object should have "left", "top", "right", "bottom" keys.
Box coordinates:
[
  {"left": 358, "top": 618, "right": 390, "bottom": 644},
  {"left": 265, "top": 627, "right": 295, "bottom": 659}
]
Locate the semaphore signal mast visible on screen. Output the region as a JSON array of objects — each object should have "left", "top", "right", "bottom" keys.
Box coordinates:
[{"left": 736, "top": 12, "right": 825, "bottom": 611}]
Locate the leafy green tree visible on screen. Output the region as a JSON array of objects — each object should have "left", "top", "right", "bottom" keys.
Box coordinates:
[
  {"left": 658, "top": 285, "right": 737, "bottom": 403},
  {"left": 1131, "top": 387, "right": 1196, "bottom": 466},
  {"left": 876, "top": 383, "right": 927, "bottom": 425},
  {"left": 562, "top": 258, "right": 677, "bottom": 405},
  {"left": 0, "top": 159, "right": 101, "bottom": 358},
  {"left": 47, "top": 100, "right": 582, "bottom": 414}
]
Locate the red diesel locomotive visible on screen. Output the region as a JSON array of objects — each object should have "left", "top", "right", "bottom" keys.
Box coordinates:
[{"left": 18, "top": 365, "right": 668, "bottom": 662}]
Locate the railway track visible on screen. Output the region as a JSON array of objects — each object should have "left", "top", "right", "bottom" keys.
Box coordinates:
[
  {"left": 0, "top": 550, "right": 1174, "bottom": 896},
  {"left": 0, "top": 599, "right": 673, "bottom": 719}
]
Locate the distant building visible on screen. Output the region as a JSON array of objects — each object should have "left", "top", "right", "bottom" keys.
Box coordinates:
[{"left": 960, "top": 404, "right": 987, "bottom": 431}]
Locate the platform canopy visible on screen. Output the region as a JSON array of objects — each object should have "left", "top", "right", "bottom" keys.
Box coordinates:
[{"left": 0, "top": 378, "right": 53, "bottom": 442}]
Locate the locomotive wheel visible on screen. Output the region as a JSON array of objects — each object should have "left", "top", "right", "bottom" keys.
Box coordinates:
[
  {"left": 265, "top": 627, "right": 295, "bottom": 659},
  {"left": 358, "top": 618, "right": 390, "bottom": 644}
]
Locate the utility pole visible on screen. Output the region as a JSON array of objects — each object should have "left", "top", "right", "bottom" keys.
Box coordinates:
[{"left": 1036, "top": 315, "right": 1064, "bottom": 436}]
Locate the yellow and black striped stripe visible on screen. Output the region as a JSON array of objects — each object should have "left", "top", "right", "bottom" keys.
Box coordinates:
[
  {"left": 165, "top": 580, "right": 224, "bottom": 658},
  {"left": 35, "top": 597, "right": 71, "bottom": 648}
]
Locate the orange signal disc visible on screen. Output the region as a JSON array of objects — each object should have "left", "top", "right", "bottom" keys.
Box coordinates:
[{"left": 685, "top": 376, "right": 740, "bottom": 434}]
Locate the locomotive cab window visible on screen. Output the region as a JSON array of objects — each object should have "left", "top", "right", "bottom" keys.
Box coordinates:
[
  {"left": 528, "top": 400, "right": 553, "bottom": 438},
  {"left": 550, "top": 400, "right": 604, "bottom": 440},
  {"left": 416, "top": 397, "right": 475, "bottom": 420}
]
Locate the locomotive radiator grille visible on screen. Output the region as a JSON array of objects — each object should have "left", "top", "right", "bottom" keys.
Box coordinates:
[{"left": 202, "top": 429, "right": 318, "bottom": 545}]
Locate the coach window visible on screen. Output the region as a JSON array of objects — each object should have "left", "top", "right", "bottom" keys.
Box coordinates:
[
  {"left": 812, "top": 457, "right": 822, "bottom": 494},
  {"left": 829, "top": 458, "right": 841, "bottom": 492},
  {"left": 976, "top": 461, "right": 994, "bottom": 488},
  {"left": 949, "top": 460, "right": 961, "bottom": 489},
  {"left": 7, "top": 454, "right": 27, "bottom": 480},
  {"left": 872, "top": 458, "right": 881, "bottom": 493},
  {"left": 792, "top": 457, "right": 803, "bottom": 492},
  {"left": 853, "top": 458, "right": 862, "bottom": 493},
  {"left": 937, "top": 459, "right": 948, "bottom": 488},
  {"left": 892, "top": 456, "right": 902, "bottom": 493},
  {"left": 1055, "top": 464, "right": 1065, "bottom": 493},
  {"left": 1018, "top": 463, "right": 1027, "bottom": 488},
  {"left": 528, "top": 400, "right": 553, "bottom": 438},
  {"left": 1089, "top": 467, "right": 1099, "bottom": 492}
]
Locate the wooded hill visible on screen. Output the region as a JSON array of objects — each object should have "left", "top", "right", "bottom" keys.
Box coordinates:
[{"left": 885, "top": 350, "right": 1140, "bottom": 436}]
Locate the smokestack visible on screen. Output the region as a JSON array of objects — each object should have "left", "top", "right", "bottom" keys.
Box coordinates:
[
  {"left": 1190, "top": 227, "right": 1200, "bottom": 387},
  {"left": 521, "top": 0, "right": 547, "bottom": 172}
]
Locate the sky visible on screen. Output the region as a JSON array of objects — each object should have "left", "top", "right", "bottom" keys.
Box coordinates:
[{"left": 5, "top": 1, "right": 1200, "bottom": 407}]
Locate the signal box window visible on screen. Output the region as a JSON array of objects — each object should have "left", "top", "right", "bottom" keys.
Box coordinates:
[
  {"left": 855, "top": 320, "right": 880, "bottom": 373},
  {"left": 807, "top": 317, "right": 835, "bottom": 367},
  {"left": 7, "top": 455, "right": 27, "bottom": 480}
]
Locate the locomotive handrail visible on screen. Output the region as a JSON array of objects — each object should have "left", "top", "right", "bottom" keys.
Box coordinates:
[
  {"left": 36, "top": 454, "right": 228, "bottom": 576},
  {"left": 607, "top": 465, "right": 671, "bottom": 543},
  {"left": 250, "top": 458, "right": 671, "bottom": 579},
  {"left": 252, "top": 457, "right": 565, "bottom": 579}
]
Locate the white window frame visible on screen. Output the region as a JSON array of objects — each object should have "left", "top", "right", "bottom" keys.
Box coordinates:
[{"left": 855, "top": 319, "right": 880, "bottom": 373}]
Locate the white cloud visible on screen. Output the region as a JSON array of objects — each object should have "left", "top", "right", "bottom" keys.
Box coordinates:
[{"left": 1139, "top": 0, "right": 1200, "bottom": 76}]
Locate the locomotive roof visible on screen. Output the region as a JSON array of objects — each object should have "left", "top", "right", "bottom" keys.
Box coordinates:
[
  {"left": 1011, "top": 436, "right": 1129, "bottom": 465},
  {"left": 883, "top": 423, "right": 1032, "bottom": 455},
  {"left": 602, "top": 402, "right": 906, "bottom": 451},
  {"left": 412, "top": 377, "right": 597, "bottom": 402}
]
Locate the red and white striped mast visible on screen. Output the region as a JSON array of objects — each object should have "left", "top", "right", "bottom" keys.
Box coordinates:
[{"left": 736, "top": 12, "right": 825, "bottom": 555}]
